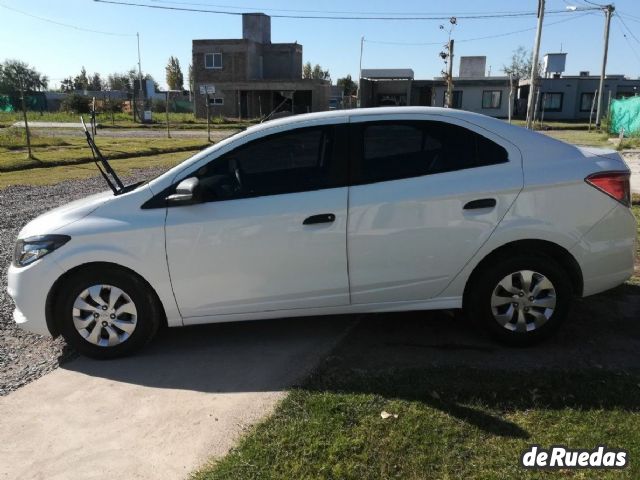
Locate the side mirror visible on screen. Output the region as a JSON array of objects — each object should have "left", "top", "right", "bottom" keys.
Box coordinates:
[{"left": 166, "top": 177, "right": 202, "bottom": 205}]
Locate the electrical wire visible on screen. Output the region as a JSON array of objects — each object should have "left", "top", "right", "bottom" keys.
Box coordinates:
[
  {"left": 92, "top": 0, "right": 601, "bottom": 21},
  {"left": 145, "top": 0, "right": 543, "bottom": 17},
  {"left": 617, "top": 14, "right": 640, "bottom": 44},
  {"left": 614, "top": 16, "right": 640, "bottom": 68},
  {"left": 0, "top": 2, "right": 135, "bottom": 36},
  {"left": 365, "top": 12, "right": 592, "bottom": 46}
]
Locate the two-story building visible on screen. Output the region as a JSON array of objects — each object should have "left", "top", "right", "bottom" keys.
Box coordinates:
[{"left": 192, "top": 13, "right": 330, "bottom": 119}]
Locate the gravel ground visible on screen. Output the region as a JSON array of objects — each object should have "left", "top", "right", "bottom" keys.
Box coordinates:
[{"left": 0, "top": 167, "right": 168, "bottom": 396}]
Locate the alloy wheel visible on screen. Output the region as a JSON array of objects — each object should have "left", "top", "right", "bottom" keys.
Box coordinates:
[
  {"left": 72, "top": 284, "right": 138, "bottom": 347},
  {"left": 490, "top": 270, "right": 557, "bottom": 333}
]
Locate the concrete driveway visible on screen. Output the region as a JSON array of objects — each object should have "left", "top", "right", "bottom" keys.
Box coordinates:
[{"left": 0, "top": 316, "right": 354, "bottom": 480}]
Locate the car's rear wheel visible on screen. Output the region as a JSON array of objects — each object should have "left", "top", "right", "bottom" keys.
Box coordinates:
[
  {"left": 464, "top": 254, "right": 572, "bottom": 345},
  {"left": 56, "top": 266, "right": 160, "bottom": 359}
]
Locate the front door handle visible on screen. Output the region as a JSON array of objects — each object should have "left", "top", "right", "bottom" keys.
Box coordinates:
[
  {"left": 303, "top": 213, "right": 336, "bottom": 225},
  {"left": 463, "top": 198, "right": 497, "bottom": 210}
]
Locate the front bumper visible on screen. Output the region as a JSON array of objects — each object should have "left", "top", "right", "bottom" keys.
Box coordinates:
[{"left": 7, "top": 257, "right": 65, "bottom": 337}]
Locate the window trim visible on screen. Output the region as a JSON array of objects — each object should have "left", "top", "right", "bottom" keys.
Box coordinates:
[
  {"left": 204, "top": 52, "right": 223, "bottom": 69},
  {"left": 349, "top": 120, "right": 509, "bottom": 187},
  {"left": 482, "top": 90, "right": 502, "bottom": 109},
  {"left": 151, "top": 124, "right": 349, "bottom": 207},
  {"left": 540, "top": 92, "right": 563, "bottom": 113}
]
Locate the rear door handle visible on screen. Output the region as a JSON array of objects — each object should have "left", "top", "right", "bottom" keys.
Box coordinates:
[
  {"left": 463, "top": 198, "right": 497, "bottom": 210},
  {"left": 303, "top": 213, "right": 336, "bottom": 225}
]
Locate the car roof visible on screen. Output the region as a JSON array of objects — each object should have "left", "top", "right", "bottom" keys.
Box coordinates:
[{"left": 252, "top": 106, "right": 491, "bottom": 131}]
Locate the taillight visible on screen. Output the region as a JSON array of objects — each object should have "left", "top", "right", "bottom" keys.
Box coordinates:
[{"left": 585, "top": 171, "right": 631, "bottom": 207}]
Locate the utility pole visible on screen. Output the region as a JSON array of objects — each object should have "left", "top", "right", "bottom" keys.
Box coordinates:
[
  {"left": 595, "top": 4, "right": 614, "bottom": 129},
  {"left": 446, "top": 39, "right": 454, "bottom": 108},
  {"left": 526, "top": 0, "right": 545, "bottom": 129},
  {"left": 19, "top": 84, "right": 33, "bottom": 159},
  {"left": 357, "top": 36, "right": 364, "bottom": 107},
  {"left": 137, "top": 32, "right": 143, "bottom": 123},
  {"left": 165, "top": 91, "right": 171, "bottom": 139}
]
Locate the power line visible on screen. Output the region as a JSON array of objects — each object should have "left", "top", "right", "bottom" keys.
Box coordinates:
[
  {"left": 617, "top": 14, "right": 640, "bottom": 44},
  {"left": 145, "top": 0, "right": 542, "bottom": 17},
  {"left": 0, "top": 2, "right": 135, "bottom": 36},
  {"left": 614, "top": 17, "right": 640, "bottom": 68},
  {"left": 93, "top": 0, "right": 601, "bottom": 21},
  {"left": 365, "top": 13, "right": 592, "bottom": 46}
]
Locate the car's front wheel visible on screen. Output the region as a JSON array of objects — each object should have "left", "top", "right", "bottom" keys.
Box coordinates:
[
  {"left": 56, "top": 266, "right": 161, "bottom": 359},
  {"left": 464, "top": 254, "right": 572, "bottom": 345}
]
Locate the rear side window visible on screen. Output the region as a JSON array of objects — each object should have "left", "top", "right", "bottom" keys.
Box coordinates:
[{"left": 354, "top": 120, "right": 508, "bottom": 184}]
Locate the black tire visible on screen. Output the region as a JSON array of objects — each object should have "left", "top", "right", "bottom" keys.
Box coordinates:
[
  {"left": 463, "top": 254, "right": 572, "bottom": 346},
  {"left": 55, "top": 266, "right": 161, "bottom": 359}
]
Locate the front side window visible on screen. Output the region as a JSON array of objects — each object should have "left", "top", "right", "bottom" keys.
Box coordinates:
[
  {"left": 354, "top": 120, "right": 508, "bottom": 184},
  {"left": 482, "top": 90, "right": 502, "bottom": 109},
  {"left": 541, "top": 92, "right": 563, "bottom": 112},
  {"left": 192, "top": 126, "right": 346, "bottom": 201},
  {"left": 205, "top": 53, "right": 222, "bottom": 69}
]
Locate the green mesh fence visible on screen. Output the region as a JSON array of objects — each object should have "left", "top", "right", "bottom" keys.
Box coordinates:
[{"left": 609, "top": 96, "right": 640, "bottom": 136}]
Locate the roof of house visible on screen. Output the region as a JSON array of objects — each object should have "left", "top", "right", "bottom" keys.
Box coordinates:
[{"left": 361, "top": 69, "right": 414, "bottom": 80}]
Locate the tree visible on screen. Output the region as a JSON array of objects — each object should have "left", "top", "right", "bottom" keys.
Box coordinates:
[
  {"left": 336, "top": 75, "right": 357, "bottom": 96},
  {"left": 303, "top": 62, "right": 312, "bottom": 79},
  {"left": 303, "top": 62, "right": 330, "bottom": 80},
  {"left": 88, "top": 72, "right": 103, "bottom": 91},
  {"left": 107, "top": 72, "right": 131, "bottom": 91},
  {"left": 502, "top": 46, "right": 542, "bottom": 80},
  {"left": 0, "top": 60, "right": 48, "bottom": 159},
  {"left": 60, "top": 76, "right": 74, "bottom": 92},
  {"left": 73, "top": 66, "right": 89, "bottom": 90},
  {"left": 165, "top": 56, "right": 184, "bottom": 90}
]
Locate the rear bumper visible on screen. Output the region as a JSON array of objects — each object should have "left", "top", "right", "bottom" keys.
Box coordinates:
[{"left": 570, "top": 204, "right": 637, "bottom": 297}]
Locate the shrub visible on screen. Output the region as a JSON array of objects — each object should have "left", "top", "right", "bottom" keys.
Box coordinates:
[
  {"left": 152, "top": 99, "right": 167, "bottom": 113},
  {"left": 60, "top": 94, "right": 91, "bottom": 114},
  {"left": 103, "top": 99, "right": 124, "bottom": 113}
]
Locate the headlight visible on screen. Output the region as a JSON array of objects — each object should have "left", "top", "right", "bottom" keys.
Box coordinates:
[{"left": 13, "top": 235, "right": 71, "bottom": 267}]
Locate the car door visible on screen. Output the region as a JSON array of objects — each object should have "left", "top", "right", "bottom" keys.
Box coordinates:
[
  {"left": 347, "top": 114, "right": 523, "bottom": 304},
  {"left": 164, "top": 123, "right": 350, "bottom": 319}
]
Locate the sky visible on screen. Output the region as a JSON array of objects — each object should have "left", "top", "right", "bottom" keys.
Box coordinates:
[{"left": 1, "top": 0, "right": 639, "bottom": 90}]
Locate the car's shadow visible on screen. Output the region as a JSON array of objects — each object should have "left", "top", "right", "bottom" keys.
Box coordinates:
[
  {"left": 61, "top": 282, "right": 640, "bottom": 439},
  {"left": 61, "top": 314, "right": 358, "bottom": 393}
]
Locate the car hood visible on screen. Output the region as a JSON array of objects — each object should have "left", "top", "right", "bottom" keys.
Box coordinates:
[{"left": 18, "top": 190, "right": 114, "bottom": 239}]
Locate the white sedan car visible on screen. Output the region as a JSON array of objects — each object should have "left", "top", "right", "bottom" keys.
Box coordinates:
[{"left": 7, "top": 107, "right": 636, "bottom": 358}]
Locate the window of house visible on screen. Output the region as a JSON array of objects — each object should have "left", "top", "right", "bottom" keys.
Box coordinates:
[
  {"left": 208, "top": 97, "right": 224, "bottom": 105},
  {"left": 443, "top": 90, "right": 463, "bottom": 108},
  {"left": 540, "top": 92, "right": 563, "bottom": 112},
  {"left": 482, "top": 90, "right": 502, "bottom": 109},
  {"left": 192, "top": 126, "right": 347, "bottom": 201},
  {"left": 205, "top": 53, "right": 222, "bottom": 69},
  {"left": 353, "top": 121, "right": 508, "bottom": 184},
  {"left": 579, "top": 92, "right": 596, "bottom": 112}
]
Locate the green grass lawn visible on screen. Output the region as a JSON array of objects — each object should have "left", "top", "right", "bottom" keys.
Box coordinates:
[
  {"left": 0, "top": 129, "right": 210, "bottom": 172},
  {"left": 541, "top": 129, "right": 613, "bottom": 148},
  {"left": 0, "top": 111, "right": 256, "bottom": 130},
  {"left": 0, "top": 150, "right": 196, "bottom": 188},
  {"left": 194, "top": 200, "right": 640, "bottom": 480}
]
